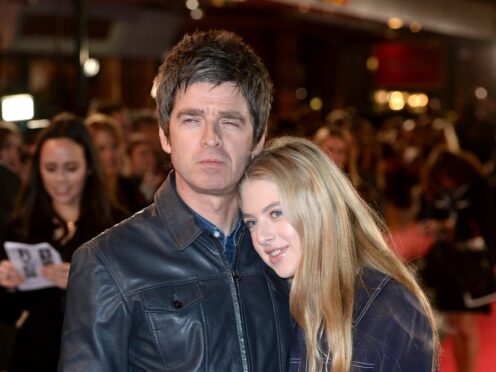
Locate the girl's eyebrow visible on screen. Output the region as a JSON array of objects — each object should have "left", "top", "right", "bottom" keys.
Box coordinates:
[{"left": 242, "top": 202, "right": 280, "bottom": 219}]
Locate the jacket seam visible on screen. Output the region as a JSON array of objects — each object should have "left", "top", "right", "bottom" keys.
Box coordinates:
[
  {"left": 266, "top": 276, "right": 283, "bottom": 372},
  {"left": 353, "top": 275, "right": 391, "bottom": 327},
  {"left": 93, "top": 242, "right": 132, "bottom": 315}
]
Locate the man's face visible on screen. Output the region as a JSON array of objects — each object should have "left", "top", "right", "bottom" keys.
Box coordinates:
[{"left": 160, "top": 82, "right": 264, "bottom": 199}]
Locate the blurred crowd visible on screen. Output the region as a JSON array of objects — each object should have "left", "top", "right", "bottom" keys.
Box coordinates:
[
  {"left": 0, "top": 100, "right": 170, "bottom": 371},
  {"left": 271, "top": 104, "right": 496, "bottom": 372},
  {"left": 0, "top": 98, "right": 495, "bottom": 372}
]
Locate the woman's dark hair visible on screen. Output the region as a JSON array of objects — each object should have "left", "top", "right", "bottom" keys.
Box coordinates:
[{"left": 12, "top": 112, "right": 114, "bottom": 242}]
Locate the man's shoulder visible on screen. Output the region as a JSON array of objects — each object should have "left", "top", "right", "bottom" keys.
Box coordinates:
[{"left": 73, "top": 204, "right": 165, "bottom": 263}]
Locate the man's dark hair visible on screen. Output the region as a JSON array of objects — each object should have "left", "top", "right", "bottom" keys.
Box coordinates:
[{"left": 153, "top": 30, "right": 272, "bottom": 145}]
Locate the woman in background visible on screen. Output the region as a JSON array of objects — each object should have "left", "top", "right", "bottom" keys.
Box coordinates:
[
  {"left": 420, "top": 147, "right": 494, "bottom": 372},
  {"left": 127, "top": 133, "right": 166, "bottom": 203},
  {"left": 86, "top": 113, "right": 146, "bottom": 213},
  {"left": 0, "top": 123, "right": 24, "bottom": 242},
  {"left": 0, "top": 113, "right": 118, "bottom": 371},
  {"left": 240, "top": 137, "right": 438, "bottom": 372}
]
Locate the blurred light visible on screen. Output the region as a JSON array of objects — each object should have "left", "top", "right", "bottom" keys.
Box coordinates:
[
  {"left": 475, "top": 86, "right": 488, "bottom": 100},
  {"left": 150, "top": 84, "right": 157, "bottom": 99},
  {"left": 366, "top": 56, "right": 379, "bottom": 71},
  {"left": 295, "top": 87, "right": 308, "bottom": 100},
  {"left": 432, "top": 118, "right": 445, "bottom": 130},
  {"left": 388, "top": 17, "right": 404, "bottom": 30},
  {"left": 309, "top": 97, "right": 323, "bottom": 111},
  {"left": 373, "top": 90, "right": 388, "bottom": 105},
  {"left": 27, "top": 119, "right": 49, "bottom": 129},
  {"left": 409, "top": 21, "right": 422, "bottom": 33},
  {"left": 190, "top": 8, "right": 204, "bottom": 19},
  {"left": 211, "top": 0, "right": 226, "bottom": 7},
  {"left": 298, "top": 2, "right": 311, "bottom": 13},
  {"left": 407, "top": 93, "right": 429, "bottom": 108},
  {"left": 186, "top": 0, "right": 199, "bottom": 10},
  {"left": 83, "top": 58, "right": 100, "bottom": 77},
  {"left": 389, "top": 91, "right": 405, "bottom": 111},
  {"left": 1, "top": 94, "right": 34, "bottom": 121},
  {"left": 403, "top": 119, "right": 415, "bottom": 131}
]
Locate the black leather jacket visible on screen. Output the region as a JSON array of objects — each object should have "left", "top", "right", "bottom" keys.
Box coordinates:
[{"left": 59, "top": 174, "right": 293, "bottom": 371}]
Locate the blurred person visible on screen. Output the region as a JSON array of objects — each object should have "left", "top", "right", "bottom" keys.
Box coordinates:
[
  {"left": 240, "top": 137, "right": 439, "bottom": 372},
  {"left": 0, "top": 122, "right": 23, "bottom": 175},
  {"left": 313, "top": 125, "right": 359, "bottom": 186},
  {"left": 420, "top": 146, "right": 495, "bottom": 372},
  {"left": 87, "top": 99, "right": 132, "bottom": 143},
  {"left": 130, "top": 108, "right": 172, "bottom": 174},
  {"left": 0, "top": 113, "right": 119, "bottom": 372},
  {"left": 86, "top": 113, "right": 146, "bottom": 213},
  {"left": 0, "top": 124, "right": 24, "bottom": 242},
  {"left": 314, "top": 124, "right": 383, "bottom": 213},
  {"left": 127, "top": 133, "right": 166, "bottom": 202},
  {"left": 59, "top": 30, "right": 293, "bottom": 371},
  {"left": 0, "top": 123, "right": 24, "bottom": 370}
]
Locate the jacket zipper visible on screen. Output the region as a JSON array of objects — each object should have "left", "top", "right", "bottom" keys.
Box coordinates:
[{"left": 212, "top": 229, "right": 249, "bottom": 372}]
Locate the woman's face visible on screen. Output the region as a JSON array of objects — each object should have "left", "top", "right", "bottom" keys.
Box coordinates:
[
  {"left": 40, "top": 138, "right": 87, "bottom": 209},
  {"left": 241, "top": 178, "right": 302, "bottom": 278},
  {"left": 92, "top": 130, "right": 122, "bottom": 176},
  {"left": 321, "top": 135, "right": 348, "bottom": 170},
  {"left": 130, "top": 142, "right": 157, "bottom": 177}
]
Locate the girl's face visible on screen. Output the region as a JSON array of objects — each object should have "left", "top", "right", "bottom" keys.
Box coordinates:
[
  {"left": 40, "top": 138, "right": 87, "bottom": 209},
  {"left": 241, "top": 178, "right": 302, "bottom": 278}
]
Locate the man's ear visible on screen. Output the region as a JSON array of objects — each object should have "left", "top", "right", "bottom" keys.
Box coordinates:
[
  {"left": 251, "top": 132, "right": 266, "bottom": 158},
  {"left": 159, "top": 127, "right": 172, "bottom": 154}
]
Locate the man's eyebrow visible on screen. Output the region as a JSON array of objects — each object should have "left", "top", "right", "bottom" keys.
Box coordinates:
[
  {"left": 176, "top": 108, "right": 204, "bottom": 117},
  {"left": 219, "top": 111, "right": 246, "bottom": 123}
]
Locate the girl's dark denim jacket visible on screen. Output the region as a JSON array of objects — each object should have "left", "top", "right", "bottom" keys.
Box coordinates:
[{"left": 289, "top": 267, "right": 436, "bottom": 371}]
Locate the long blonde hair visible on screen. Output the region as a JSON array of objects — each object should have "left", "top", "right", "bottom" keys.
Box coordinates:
[{"left": 241, "top": 136, "right": 438, "bottom": 372}]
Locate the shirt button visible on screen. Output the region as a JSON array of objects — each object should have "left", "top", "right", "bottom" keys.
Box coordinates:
[
  {"left": 213, "top": 230, "right": 221, "bottom": 238},
  {"left": 172, "top": 300, "right": 183, "bottom": 309}
]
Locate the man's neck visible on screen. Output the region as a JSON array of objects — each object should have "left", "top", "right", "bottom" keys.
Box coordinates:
[{"left": 175, "top": 182, "right": 240, "bottom": 235}]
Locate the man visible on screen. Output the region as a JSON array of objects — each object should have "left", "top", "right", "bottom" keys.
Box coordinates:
[{"left": 59, "top": 30, "right": 293, "bottom": 371}]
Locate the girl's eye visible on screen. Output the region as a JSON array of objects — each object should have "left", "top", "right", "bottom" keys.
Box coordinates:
[
  {"left": 270, "top": 210, "right": 283, "bottom": 218},
  {"left": 244, "top": 219, "right": 256, "bottom": 229}
]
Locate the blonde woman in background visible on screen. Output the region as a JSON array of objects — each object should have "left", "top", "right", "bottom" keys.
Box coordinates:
[
  {"left": 240, "top": 136, "right": 439, "bottom": 372},
  {"left": 86, "top": 114, "right": 146, "bottom": 214}
]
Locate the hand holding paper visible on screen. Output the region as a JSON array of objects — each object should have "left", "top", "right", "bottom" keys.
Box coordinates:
[
  {"left": 41, "top": 262, "right": 71, "bottom": 289},
  {"left": 3, "top": 242, "right": 63, "bottom": 291},
  {"left": 0, "top": 259, "right": 24, "bottom": 289}
]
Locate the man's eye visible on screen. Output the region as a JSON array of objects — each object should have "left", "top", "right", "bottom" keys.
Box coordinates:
[
  {"left": 221, "top": 120, "right": 240, "bottom": 127},
  {"left": 182, "top": 117, "right": 200, "bottom": 124},
  {"left": 270, "top": 210, "right": 283, "bottom": 218}
]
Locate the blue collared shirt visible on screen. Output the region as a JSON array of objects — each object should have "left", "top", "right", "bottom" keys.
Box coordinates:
[{"left": 193, "top": 212, "right": 243, "bottom": 269}]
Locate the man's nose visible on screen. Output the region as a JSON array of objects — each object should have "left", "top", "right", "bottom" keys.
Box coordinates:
[{"left": 202, "top": 122, "right": 222, "bottom": 148}]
